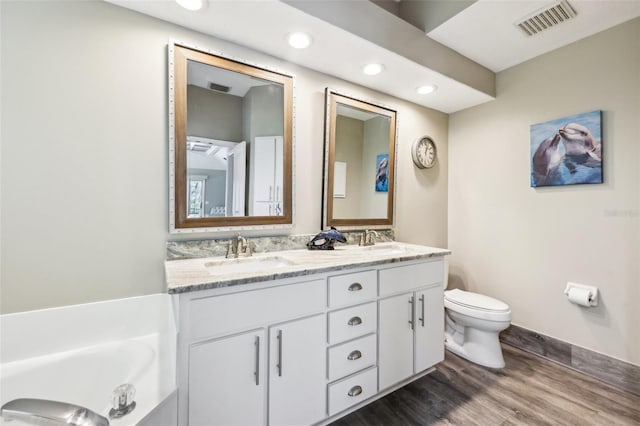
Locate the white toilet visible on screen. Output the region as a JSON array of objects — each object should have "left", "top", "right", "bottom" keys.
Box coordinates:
[{"left": 444, "top": 288, "right": 512, "bottom": 368}]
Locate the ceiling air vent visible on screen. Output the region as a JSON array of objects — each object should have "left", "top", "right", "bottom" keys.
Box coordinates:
[
  {"left": 207, "top": 82, "right": 231, "bottom": 93},
  {"left": 515, "top": 0, "right": 576, "bottom": 37}
]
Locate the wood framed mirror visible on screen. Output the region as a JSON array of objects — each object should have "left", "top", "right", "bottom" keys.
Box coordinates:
[
  {"left": 322, "top": 89, "right": 397, "bottom": 229},
  {"left": 169, "top": 42, "right": 293, "bottom": 232}
]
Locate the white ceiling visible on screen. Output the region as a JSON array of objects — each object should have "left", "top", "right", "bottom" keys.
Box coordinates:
[
  {"left": 428, "top": 0, "right": 640, "bottom": 72},
  {"left": 188, "top": 60, "right": 272, "bottom": 97},
  {"left": 106, "top": 0, "right": 640, "bottom": 113}
]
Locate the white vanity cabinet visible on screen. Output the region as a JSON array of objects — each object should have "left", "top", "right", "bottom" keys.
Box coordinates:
[
  {"left": 378, "top": 262, "right": 445, "bottom": 391},
  {"left": 172, "top": 253, "right": 447, "bottom": 426},
  {"left": 176, "top": 278, "right": 326, "bottom": 426}
]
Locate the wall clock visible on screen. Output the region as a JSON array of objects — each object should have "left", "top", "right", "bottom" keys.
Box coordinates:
[{"left": 411, "top": 136, "right": 437, "bottom": 169}]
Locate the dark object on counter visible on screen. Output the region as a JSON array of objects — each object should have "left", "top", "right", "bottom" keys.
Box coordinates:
[{"left": 306, "top": 227, "right": 347, "bottom": 250}]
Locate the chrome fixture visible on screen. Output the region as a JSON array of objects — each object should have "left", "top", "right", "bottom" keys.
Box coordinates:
[
  {"left": 109, "top": 383, "right": 136, "bottom": 419},
  {"left": 226, "top": 234, "right": 253, "bottom": 258},
  {"left": 1, "top": 398, "right": 109, "bottom": 426},
  {"left": 359, "top": 229, "right": 379, "bottom": 246}
]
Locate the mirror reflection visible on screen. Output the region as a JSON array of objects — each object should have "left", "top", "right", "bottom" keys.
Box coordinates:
[
  {"left": 323, "top": 90, "right": 397, "bottom": 229},
  {"left": 171, "top": 44, "right": 293, "bottom": 230}
]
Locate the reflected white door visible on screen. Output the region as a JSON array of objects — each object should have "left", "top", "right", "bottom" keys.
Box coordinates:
[{"left": 227, "top": 141, "right": 246, "bottom": 216}]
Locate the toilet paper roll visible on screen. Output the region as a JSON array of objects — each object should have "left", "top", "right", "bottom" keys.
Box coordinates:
[{"left": 567, "top": 287, "right": 593, "bottom": 307}]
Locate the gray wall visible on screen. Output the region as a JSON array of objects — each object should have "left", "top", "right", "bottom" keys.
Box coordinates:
[
  {"left": 187, "top": 85, "right": 243, "bottom": 141},
  {"left": 333, "top": 116, "right": 363, "bottom": 218},
  {"left": 242, "top": 84, "right": 284, "bottom": 144},
  {"left": 448, "top": 18, "right": 640, "bottom": 365},
  {"left": 361, "top": 116, "right": 391, "bottom": 218},
  {"left": 244, "top": 84, "right": 285, "bottom": 206},
  {"left": 0, "top": 1, "right": 449, "bottom": 313}
]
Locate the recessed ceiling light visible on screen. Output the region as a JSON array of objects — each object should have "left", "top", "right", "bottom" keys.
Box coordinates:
[
  {"left": 363, "top": 63, "right": 384, "bottom": 76},
  {"left": 176, "top": 0, "right": 205, "bottom": 11},
  {"left": 417, "top": 85, "right": 438, "bottom": 95},
  {"left": 288, "top": 32, "right": 312, "bottom": 49}
]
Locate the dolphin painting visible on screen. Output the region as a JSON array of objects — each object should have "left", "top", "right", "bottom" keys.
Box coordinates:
[
  {"left": 559, "top": 122, "right": 602, "bottom": 168},
  {"left": 532, "top": 133, "right": 564, "bottom": 186}
]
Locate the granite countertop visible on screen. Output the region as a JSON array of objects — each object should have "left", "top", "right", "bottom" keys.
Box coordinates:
[{"left": 166, "top": 242, "right": 451, "bottom": 294}]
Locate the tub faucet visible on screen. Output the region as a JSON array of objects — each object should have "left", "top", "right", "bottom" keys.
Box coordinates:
[
  {"left": 0, "top": 398, "right": 109, "bottom": 426},
  {"left": 226, "top": 234, "right": 252, "bottom": 258},
  {"left": 359, "top": 229, "right": 379, "bottom": 246}
]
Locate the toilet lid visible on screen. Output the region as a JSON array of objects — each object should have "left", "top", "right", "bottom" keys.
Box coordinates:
[{"left": 444, "top": 289, "right": 509, "bottom": 312}]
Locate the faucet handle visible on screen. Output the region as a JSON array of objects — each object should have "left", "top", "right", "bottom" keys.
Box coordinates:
[
  {"left": 110, "top": 383, "right": 136, "bottom": 419},
  {"left": 364, "top": 229, "right": 379, "bottom": 245}
]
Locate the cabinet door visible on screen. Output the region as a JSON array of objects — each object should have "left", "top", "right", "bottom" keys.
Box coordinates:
[
  {"left": 269, "top": 314, "right": 326, "bottom": 426},
  {"left": 378, "top": 293, "right": 414, "bottom": 390},
  {"left": 414, "top": 285, "right": 445, "bottom": 373},
  {"left": 189, "top": 330, "right": 266, "bottom": 426}
]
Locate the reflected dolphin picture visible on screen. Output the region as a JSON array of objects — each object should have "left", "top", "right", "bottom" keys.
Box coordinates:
[{"left": 376, "top": 154, "right": 389, "bottom": 192}]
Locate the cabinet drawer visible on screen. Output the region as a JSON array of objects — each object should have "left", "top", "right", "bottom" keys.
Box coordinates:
[
  {"left": 379, "top": 261, "right": 443, "bottom": 296},
  {"left": 328, "top": 334, "right": 377, "bottom": 381},
  {"left": 188, "top": 279, "right": 325, "bottom": 341},
  {"left": 328, "top": 270, "right": 377, "bottom": 308},
  {"left": 328, "top": 367, "right": 378, "bottom": 416},
  {"left": 328, "top": 302, "right": 377, "bottom": 345}
]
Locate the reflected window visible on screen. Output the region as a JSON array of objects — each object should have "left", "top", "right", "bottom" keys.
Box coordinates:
[{"left": 188, "top": 176, "right": 206, "bottom": 218}]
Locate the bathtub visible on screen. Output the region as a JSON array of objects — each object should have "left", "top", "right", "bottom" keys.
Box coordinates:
[{"left": 0, "top": 294, "right": 177, "bottom": 426}]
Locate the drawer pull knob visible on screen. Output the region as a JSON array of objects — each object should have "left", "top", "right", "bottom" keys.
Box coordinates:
[
  {"left": 348, "top": 385, "right": 363, "bottom": 397},
  {"left": 347, "top": 350, "right": 362, "bottom": 361},
  {"left": 347, "top": 316, "right": 362, "bottom": 326},
  {"left": 348, "top": 283, "right": 363, "bottom": 292}
]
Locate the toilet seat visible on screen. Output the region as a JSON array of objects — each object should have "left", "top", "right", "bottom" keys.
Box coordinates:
[{"left": 445, "top": 289, "right": 511, "bottom": 322}]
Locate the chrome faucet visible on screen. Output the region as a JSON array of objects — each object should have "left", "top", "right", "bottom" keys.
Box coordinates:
[
  {"left": 0, "top": 398, "right": 109, "bottom": 426},
  {"left": 359, "top": 229, "right": 379, "bottom": 246},
  {"left": 226, "top": 234, "right": 252, "bottom": 258}
]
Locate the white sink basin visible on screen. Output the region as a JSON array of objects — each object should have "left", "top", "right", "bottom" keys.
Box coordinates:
[
  {"left": 321, "top": 243, "right": 416, "bottom": 256},
  {"left": 204, "top": 256, "right": 297, "bottom": 276},
  {"left": 358, "top": 244, "right": 415, "bottom": 254}
]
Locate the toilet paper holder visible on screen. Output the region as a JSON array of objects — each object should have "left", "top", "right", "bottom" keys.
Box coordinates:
[{"left": 564, "top": 282, "right": 599, "bottom": 307}]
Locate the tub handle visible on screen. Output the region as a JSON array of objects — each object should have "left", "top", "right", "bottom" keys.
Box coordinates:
[{"left": 1, "top": 398, "right": 110, "bottom": 426}]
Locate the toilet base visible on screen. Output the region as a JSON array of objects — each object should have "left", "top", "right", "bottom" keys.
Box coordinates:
[{"left": 444, "top": 326, "right": 506, "bottom": 369}]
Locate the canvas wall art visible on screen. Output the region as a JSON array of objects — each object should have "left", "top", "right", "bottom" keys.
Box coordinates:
[
  {"left": 375, "top": 153, "right": 389, "bottom": 192},
  {"left": 530, "top": 110, "right": 602, "bottom": 187}
]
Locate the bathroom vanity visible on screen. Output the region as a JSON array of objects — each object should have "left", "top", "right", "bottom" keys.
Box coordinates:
[{"left": 166, "top": 242, "right": 450, "bottom": 426}]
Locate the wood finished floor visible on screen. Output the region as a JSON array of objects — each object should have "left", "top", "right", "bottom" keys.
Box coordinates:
[{"left": 330, "top": 344, "right": 640, "bottom": 426}]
